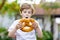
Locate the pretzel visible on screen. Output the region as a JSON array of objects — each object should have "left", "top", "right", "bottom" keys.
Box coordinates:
[{"left": 19, "top": 18, "right": 35, "bottom": 32}]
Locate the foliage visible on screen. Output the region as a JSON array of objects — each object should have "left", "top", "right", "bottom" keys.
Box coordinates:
[
  {"left": 40, "top": 2, "right": 60, "bottom": 10},
  {"left": 0, "top": 1, "right": 20, "bottom": 17},
  {"left": 40, "top": 2, "right": 60, "bottom": 15},
  {"left": 0, "top": 0, "right": 6, "bottom": 10},
  {"left": 0, "top": 27, "right": 7, "bottom": 33},
  {"left": 0, "top": 27, "right": 13, "bottom": 40},
  {"left": 34, "top": 2, "right": 59, "bottom": 17},
  {"left": 37, "top": 30, "right": 53, "bottom": 40}
]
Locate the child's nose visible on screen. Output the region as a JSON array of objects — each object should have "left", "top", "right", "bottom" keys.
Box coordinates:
[
  {"left": 26, "top": 13, "right": 29, "bottom": 15},
  {"left": 26, "top": 14, "right": 29, "bottom": 16}
]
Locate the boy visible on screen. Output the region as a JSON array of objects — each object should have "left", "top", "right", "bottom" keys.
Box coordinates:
[{"left": 8, "top": 3, "right": 43, "bottom": 40}]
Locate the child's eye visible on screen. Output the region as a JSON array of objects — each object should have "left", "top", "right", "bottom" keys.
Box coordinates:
[
  {"left": 28, "top": 11, "right": 31, "bottom": 14},
  {"left": 24, "top": 11, "right": 26, "bottom": 13}
]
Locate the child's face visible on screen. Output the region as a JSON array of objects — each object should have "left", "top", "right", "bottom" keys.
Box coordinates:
[{"left": 21, "top": 9, "right": 33, "bottom": 18}]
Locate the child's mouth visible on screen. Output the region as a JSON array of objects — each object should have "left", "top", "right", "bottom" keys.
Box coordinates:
[{"left": 25, "top": 17, "right": 28, "bottom": 18}]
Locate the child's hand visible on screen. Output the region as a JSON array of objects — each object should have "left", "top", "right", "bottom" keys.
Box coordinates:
[
  {"left": 32, "top": 22, "right": 38, "bottom": 30},
  {"left": 15, "top": 22, "right": 22, "bottom": 30}
]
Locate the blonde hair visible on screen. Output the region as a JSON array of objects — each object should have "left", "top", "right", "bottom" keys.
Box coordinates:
[{"left": 20, "top": 3, "right": 35, "bottom": 14}]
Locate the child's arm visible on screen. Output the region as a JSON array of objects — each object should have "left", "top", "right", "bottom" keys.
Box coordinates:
[
  {"left": 8, "top": 21, "right": 22, "bottom": 38},
  {"left": 8, "top": 28, "right": 17, "bottom": 38},
  {"left": 32, "top": 21, "right": 43, "bottom": 38},
  {"left": 35, "top": 26, "right": 43, "bottom": 38}
]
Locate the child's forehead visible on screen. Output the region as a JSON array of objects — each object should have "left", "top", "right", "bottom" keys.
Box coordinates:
[{"left": 22, "top": 9, "right": 32, "bottom": 11}]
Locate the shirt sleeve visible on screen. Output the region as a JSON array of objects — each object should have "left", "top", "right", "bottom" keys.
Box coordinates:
[{"left": 8, "top": 20, "right": 19, "bottom": 32}]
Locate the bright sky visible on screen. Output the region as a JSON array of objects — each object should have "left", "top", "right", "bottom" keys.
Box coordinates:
[{"left": 7, "top": 0, "right": 56, "bottom": 4}]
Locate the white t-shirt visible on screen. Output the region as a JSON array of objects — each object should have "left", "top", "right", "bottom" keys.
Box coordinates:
[{"left": 8, "top": 19, "right": 41, "bottom": 40}]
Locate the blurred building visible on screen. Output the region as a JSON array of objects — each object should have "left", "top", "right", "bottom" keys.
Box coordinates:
[{"left": 34, "top": 3, "right": 60, "bottom": 40}]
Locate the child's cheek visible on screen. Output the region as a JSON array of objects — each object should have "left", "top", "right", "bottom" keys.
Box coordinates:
[{"left": 22, "top": 13, "right": 25, "bottom": 16}]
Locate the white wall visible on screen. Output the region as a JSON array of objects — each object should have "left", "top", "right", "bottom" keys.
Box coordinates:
[
  {"left": 0, "top": 13, "right": 15, "bottom": 28},
  {"left": 53, "top": 18, "right": 58, "bottom": 40},
  {"left": 44, "top": 16, "right": 51, "bottom": 31}
]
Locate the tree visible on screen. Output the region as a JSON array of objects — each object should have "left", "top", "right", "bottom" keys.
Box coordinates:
[
  {"left": 0, "top": 0, "right": 20, "bottom": 19},
  {"left": 0, "top": 0, "right": 6, "bottom": 10}
]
